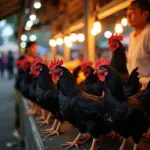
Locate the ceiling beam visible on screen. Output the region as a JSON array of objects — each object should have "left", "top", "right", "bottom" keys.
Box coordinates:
[
  {"left": 67, "top": 19, "right": 84, "bottom": 33},
  {"left": 0, "top": 0, "right": 20, "bottom": 12},
  {"left": 0, "top": 0, "right": 12, "bottom": 5},
  {"left": 0, "top": 6, "right": 21, "bottom": 20},
  {"left": 97, "top": 0, "right": 130, "bottom": 20}
]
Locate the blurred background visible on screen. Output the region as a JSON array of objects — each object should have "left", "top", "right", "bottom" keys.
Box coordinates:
[
  {"left": 0, "top": 0, "right": 132, "bottom": 65},
  {"left": 0, "top": 0, "right": 135, "bottom": 149}
]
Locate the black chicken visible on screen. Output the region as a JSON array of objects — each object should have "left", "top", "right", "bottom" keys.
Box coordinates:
[
  {"left": 32, "top": 59, "right": 64, "bottom": 136},
  {"left": 19, "top": 61, "right": 39, "bottom": 115},
  {"left": 72, "top": 62, "right": 104, "bottom": 97},
  {"left": 129, "top": 81, "right": 150, "bottom": 138},
  {"left": 108, "top": 34, "right": 129, "bottom": 84},
  {"left": 80, "top": 61, "right": 98, "bottom": 85},
  {"left": 72, "top": 65, "right": 81, "bottom": 84},
  {"left": 48, "top": 59, "right": 111, "bottom": 150},
  {"left": 79, "top": 61, "right": 104, "bottom": 97},
  {"left": 94, "top": 57, "right": 141, "bottom": 99},
  {"left": 95, "top": 64, "right": 150, "bottom": 150}
]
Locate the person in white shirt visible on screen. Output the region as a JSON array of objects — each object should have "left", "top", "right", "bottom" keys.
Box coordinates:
[{"left": 127, "top": 0, "right": 150, "bottom": 86}]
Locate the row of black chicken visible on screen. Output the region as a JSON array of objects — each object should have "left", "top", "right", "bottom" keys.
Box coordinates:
[{"left": 15, "top": 55, "right": 150, "bottom": 150}]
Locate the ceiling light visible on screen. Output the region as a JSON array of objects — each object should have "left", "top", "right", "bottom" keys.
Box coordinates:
[
  {"left": 21, "top": 34, "right": 27, "bottom": 41},
  {"left": 29, "top": 35, "right": 37, "bottom": 41}
]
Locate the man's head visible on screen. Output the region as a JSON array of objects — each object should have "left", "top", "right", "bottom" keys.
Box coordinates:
[
  {"left": 127, "top": 0, "right": 150, "bottom": 28},
  {"left": 25, "top": 41, "right": 38, "bottom": 57}
]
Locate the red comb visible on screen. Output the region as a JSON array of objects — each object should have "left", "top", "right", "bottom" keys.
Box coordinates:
[
  {"left": 48, "top": 58, "right": 63, "bottom": 70},
  {"left": 95, "top": 57, "right": 111, "bottom": 69},
  {"left": 31, "top": 57, "right": 43, "bottom": 67},
  {"left": 108, "top": 34, "right": 123, "bottom": 43},
  {"left": 81, "top": 61, "right": 93, "bottom": 70},
  {"left": 15, "top": 60, "right": 23, "bottom": 68}
]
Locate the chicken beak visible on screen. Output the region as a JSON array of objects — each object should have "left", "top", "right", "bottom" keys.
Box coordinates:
[
  {"left": 94, "top": 69, "right": 105, "bottom": 74},
  {"left": 49, "top": 70, "right": 52, "bottom": 74},
  {"left": 94, "top": 70, "right": 99, "bottom": 74},
  {"left": 49, "top": 70, "right": 55, "bottom": 74}
]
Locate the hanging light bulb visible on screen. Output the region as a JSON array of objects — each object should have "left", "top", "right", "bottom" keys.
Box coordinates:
[
  {"left": 115, "top": 23, "right": 123, "bottom": 34},
  {"left": 93, "top": 21, "right": 102, "bottom": 33},
  {"left": 64, "top": 36, "right": 72, "bottom": 48},
  {"left": 26, "top": 20, "right": 33, "bottom": 27},
  {"left": 30, "top": 14, "right": 36, "bottom": 21},
  {"left": 64, "top": 36, "right": 70, "bottom": 44},
  {"left": 121, "top": 18, "right": 128, "bottom": 26},
  {"left": 77, "top": 33, "right": 85, "bottom": 42},
  {"left": 91, "top": 28, "right": 97, "bottom": 36},
  {"left": 49, "top": 39, "right": 56, "bottom": 47},
  {"left": 25, "top": 26, "right": 31, "bottom": 31},
  {"left": 21, "top": 34, "right": 27, "bottom": 41},
  {"left": 34, "top": 1, "right": 41, "bottom": 9},
  {"left": 66, "top": 42, "right": 72, "bottom": 48},
  {"left": 56, "top": 38, "right": 63, "bottom": 45},
  {"left": 70, "top": 33, "right": 77, "bottom": 42},
  {"left": 104, "top": 31, "right": 112, "bottom": 39},
  {"left": 20, "top": 42, "right": 26, "bottom": 48},
  {"left": 29, "top": 35, "right": 37, "bottom": 41}
]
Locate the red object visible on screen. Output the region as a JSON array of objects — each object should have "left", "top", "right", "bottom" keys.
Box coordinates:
[
  {"left": 108, "top": 34, "right": 123, "bottom": 52},
  {"left": 95, "top": 57, "right": 110, "bottom": 82},
  {"left": 81, "top": 61, "right": 93, "bottom": 70},
  {"left": 15, "top": 60, "right": 23, "bottom": 68},
  {"left": 30, "top": 69, "right": 39, "bottom": 77},
  {"left": 108, "top": 34, "right": 123, "bottom": 43},
  {"left": 31, "top": 57, "right": 43, "bottom": 67},
  {"left": 15, "top": 58, "right": 28, "bottom": 69},
  {"left": 21, "top": 58, "right": 30, "bottom": 71},
  {"left": 48, "top": 58, "right": 63, "bottom": 70},
  {"left": 2, "top": 58, "right": 7, "bottom": 64},
  {"left": 109, "top": 44, "right": 120, "bottom": 52},
  {"left": 95, "top": 57, "right": 111, "bottom": 70}
]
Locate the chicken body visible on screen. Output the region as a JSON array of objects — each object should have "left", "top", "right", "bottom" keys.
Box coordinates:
[
  {"left": 57, "top": 67, "right": 110, "bottom": 144},
  {"left": 101, "top": 65, "right": 150, "bottom": 149},
  {"left": 104, "top": 89, "right": 149, "bottom": 144},
  {"left": 35, "top": 64, "right": 61, "bottom": 118}
]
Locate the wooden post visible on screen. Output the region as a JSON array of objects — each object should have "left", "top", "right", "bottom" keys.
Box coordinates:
[
  {"left": 17, "top": 12, "right": 23, "bottom": 54},
  {"left": 64, "top": 44, "right": 70, "bottom": 62},
  {"left": 83, "top": 0, "right": 96, "bottom": 62},
  {"left": 51, "top": 46, "right": 57, "bottom": 58}
]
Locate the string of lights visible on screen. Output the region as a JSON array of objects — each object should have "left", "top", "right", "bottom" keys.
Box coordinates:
[{"left": 21, "top": 0, "right": 128, "bottom": 50}]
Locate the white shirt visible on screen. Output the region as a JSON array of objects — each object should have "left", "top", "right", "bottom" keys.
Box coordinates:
[{"left": 128, "top": 24, "right": 150, "bottom": 84}]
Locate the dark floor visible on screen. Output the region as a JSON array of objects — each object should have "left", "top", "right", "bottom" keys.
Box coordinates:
[
  {"left": 34, "top": 110, "right": 150, "bottom": 149},
  {"left": 0, "top": 75, "right": 18, "bottom": 150},
  {"left": 1, "top": 73, "right": 150, "bottom": 150},
  {"left": 35, "top": 118, "right": 150, "bottom": 150}
]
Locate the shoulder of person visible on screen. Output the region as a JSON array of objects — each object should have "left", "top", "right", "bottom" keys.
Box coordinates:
[
  {"left": 143, "top": 24, "right": 150, "bottom": 36},
  {"left": 129, "top": 31, "right": 134, "bottom": 39}
]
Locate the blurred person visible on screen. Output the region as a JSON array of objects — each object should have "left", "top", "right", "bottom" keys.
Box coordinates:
[
  {"left": 0, "top": 52, "right": 7, "bottom": 78},
  {"left": 127, "top": 0, "right": 150, "bottom": 87},
  {"left": 13, "top": 41, "right": 38, "bottom": 140},
  {"left": 7, "top": 51, "right": 14, "bottom": 79}
]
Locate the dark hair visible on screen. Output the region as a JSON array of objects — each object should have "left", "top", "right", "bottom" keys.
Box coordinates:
[
  {"left": 25, "top": 41, "right": 37, "bottom": 54},
  {"left": 130, "top": 0, "right": 150, "bottom": 21}
]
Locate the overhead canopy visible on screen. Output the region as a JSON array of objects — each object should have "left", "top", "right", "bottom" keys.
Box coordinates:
[
  {"left": 0, "top": 42, "right": 18, "bottom": 52},
  {"left": 0, "top": 0, "right": 30, "bottom": 20}
]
